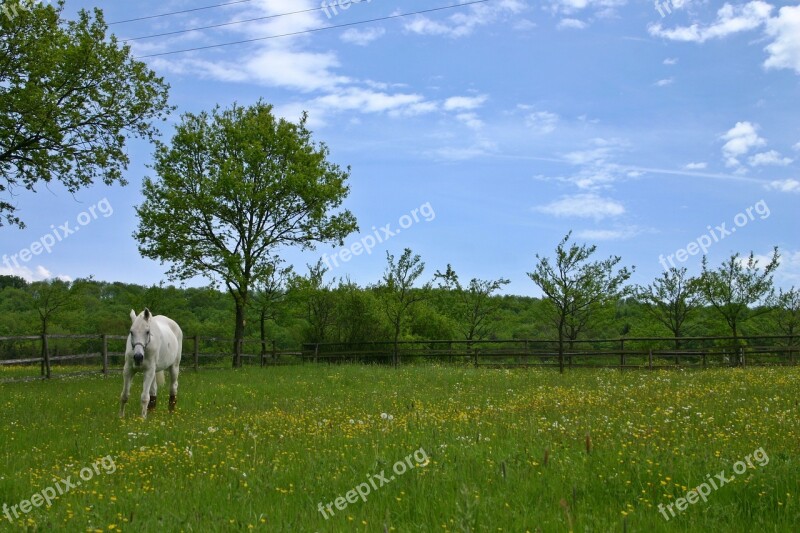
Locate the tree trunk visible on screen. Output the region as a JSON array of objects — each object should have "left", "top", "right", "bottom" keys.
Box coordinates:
[
  {"left": 393, "top": 322, "right": 401, "bottom": 367},
  {"left": 557, "top": 315, "right": 565, "bottom": 374},
  {"left": 260, "top": 308, "right": 267, "bottom": 364},
  {"left": 233, "top": 300, "right": 246, "bottom": 368},
  {"left": 41, "top": 325, "right": 51, "bottom": 379}
]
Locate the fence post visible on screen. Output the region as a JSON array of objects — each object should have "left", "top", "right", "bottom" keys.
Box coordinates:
[
  {"left": 272, "top": 340, "right": 277, "bottom": 363},
  {"left": 193, "top": 335, "right": 199, "bottom": 371},
  {"left": 702, "top": 352, "right": 707, "bottom": 369},
  {"left": 648, "top": 349, "right": 652, "bottom": 370},
  {"left": 741, "top": 346, "right": 746, "bottom": 368},
  {"left": 102, "top": 334, "right": 108, "bottom": 376},
  {"left": 314, "top": 343, "right": 319, "bottom": 364}
]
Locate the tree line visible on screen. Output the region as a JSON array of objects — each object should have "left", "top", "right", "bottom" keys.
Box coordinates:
[{"left": 0, "top": 239, "right": 796, "bottom": 371}]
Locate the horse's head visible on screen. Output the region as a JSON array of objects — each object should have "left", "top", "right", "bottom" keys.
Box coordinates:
[{"left": 129, "top": 308, "right": 153, "bottom": 366}]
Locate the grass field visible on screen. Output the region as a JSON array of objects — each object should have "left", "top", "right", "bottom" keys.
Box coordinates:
[{"left": 0, "top": 364, "right": 798, "bottom": 532}]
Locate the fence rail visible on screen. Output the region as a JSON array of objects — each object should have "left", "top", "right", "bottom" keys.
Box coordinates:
[
  {"left": 0, "top": 334, "right": 797, "bottom": 382},
  {"left": 301, "top": 335, "right": 799, "bottom": 369},
  {"left": 0, "top": 334, "right": 302, "bottom": 382}
]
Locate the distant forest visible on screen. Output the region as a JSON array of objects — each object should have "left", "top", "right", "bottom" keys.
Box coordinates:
[{"left": 0, "top": 260, "right": 796, "bottom": 351}]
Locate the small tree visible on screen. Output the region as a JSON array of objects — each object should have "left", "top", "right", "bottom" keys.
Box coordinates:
[
  {"left": 433, "top": 264, "right": 509, "bottom": 342},
  {"left": 699, "top": 249, "right": 779, "bottom": 356},
  {"left": 0, "top": 1, "right": 171, "bottom": 227},
  {"left": 773, "top": 287, "right": 799, "bottom": 357},
  {"left": 251, "top": 260, "right": 292, "bottom": 362},
  {"left": 27, "top": 278, "right": 83, "bottom": 377},
  {"left": 290, "top": 260, "right": 336, "bottom": 345},
  {"left": 527, "top": 232, "right": 633, "bottom": 373},
  {"left": 378, "top": 248, "right": 431, "bottom": 366},
  {"left": 636, "top": 267, "right": 701, "bottom": 348},
  {"left": 135, "top": 102, "right": 358, "bottom": 367}
]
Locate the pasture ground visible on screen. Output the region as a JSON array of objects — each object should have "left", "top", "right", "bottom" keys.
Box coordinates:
[{"left": 0, "top": 364, "right": 798, "bottom": 532}]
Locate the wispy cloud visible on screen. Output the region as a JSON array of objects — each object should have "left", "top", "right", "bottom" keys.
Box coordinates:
[
  {"left": 443, "top": 95, "right": 488, "bottom": 111},
  {"left": 534, "top": 193, "right": 625, "bottom": 220},
  {"left": 340, "top": 27, "right": 386, "bottom": 46},
  {"left": 684, "top": 162, "right": 707, "bottom": 170},
  {"left": 648, "top": 1, "right": 773, "bottom": 43},
  {"left": 557, "top": 18, "right": 588, "bottom": 30},
  {"left": 404, "top": 0, "right": 526, "bottom": 38},
  {"left": 765, "top": 179, "right": 800, "bottom": 193},
  {"left": 749, "top": 150, "right": 793, "bottom": 166}
]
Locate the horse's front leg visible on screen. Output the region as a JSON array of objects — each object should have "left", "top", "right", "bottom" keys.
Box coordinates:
[
  {"left": 119, "top": 363, "right": 133, "bottom": 418},
  {"left": 148, "top": 373, "right": 158, "bottom": 412},
  {"left": 140, "top": 368, "right": 157, "bottom": 419}
]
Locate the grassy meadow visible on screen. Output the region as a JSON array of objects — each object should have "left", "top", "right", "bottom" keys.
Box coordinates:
[{"left": 0, "top": 364, "right": 798, "bottom": 532}]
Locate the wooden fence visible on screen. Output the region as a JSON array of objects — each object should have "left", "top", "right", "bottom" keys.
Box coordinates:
[
  {"left": 0, "top": 334, "right": 302, "bottom": 381},
  {"left": 302, "top": 335, "right": 799, "bottom": 369},
  {"left": 0, "top": 334, "right": 796, "bottom": 382}
]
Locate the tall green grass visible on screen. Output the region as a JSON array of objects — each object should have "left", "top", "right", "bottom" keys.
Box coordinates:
[{"left": 1, "top": 365, "right": 797, "bottom": 531}]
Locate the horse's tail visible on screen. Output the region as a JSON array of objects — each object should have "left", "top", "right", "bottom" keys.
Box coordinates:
[{"left": 156, "top": 370, "right": 165, "bottom": 387}]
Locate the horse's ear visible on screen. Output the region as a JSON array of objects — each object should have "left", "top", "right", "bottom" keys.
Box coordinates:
[
  {"left": 130, "top": 309, "right": 136, "bottom": 323},
  {"left": 144, "top": 308, "right": 151, "bottom": 321}
]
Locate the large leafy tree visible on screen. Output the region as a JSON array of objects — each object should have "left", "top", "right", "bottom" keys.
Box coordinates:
[
  {"left": 135, "top": 102, "right": 358, "bottom": 367},
  {"left": 636, "top": 267, "right": 701, "bottom": 348},
  {"left": 527, "top": 232, "right": 633, "bottom": 373},
  {"left": 0, "top": 1, "right": 171, "bottom": 227}
]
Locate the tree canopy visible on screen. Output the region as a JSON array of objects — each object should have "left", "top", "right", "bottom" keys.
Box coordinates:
[{"left": 0, "top": 1, "right": 172, "bottom": 227}]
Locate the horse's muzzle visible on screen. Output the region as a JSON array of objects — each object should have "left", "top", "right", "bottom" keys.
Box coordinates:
[{"left": 133, "top": 354, "right": 144, "bottom": 366}]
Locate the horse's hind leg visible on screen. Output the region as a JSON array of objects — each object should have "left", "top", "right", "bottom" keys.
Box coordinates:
[{"left": 168, "top": 364, "right": 179, "bottom": 412}]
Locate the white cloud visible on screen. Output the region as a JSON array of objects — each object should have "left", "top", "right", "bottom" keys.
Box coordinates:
[
  {"left": 748, "top": 150, "right": 793, "bottom": 166},
  {"left": 340, "top": 27, "right": 386, "bottom": 46},
  {"left": 557, "top": 18, "right": 588, "bottom": 30},
  {"left": 575, "top": 227, "right": 640, "bottom": 240},
  {"left": 534, "top": 193, "right": 625, "bottom": 220},
  {"left": 404, "top": 0, "right": 525, "bottom": 38},
  {"left": 684, "top": 162, "right": 707, "bottom": 170},
  {"left": 548, "top": 0, "right": 628, "bottom": 16},
  {"left": 443, "top": 95, "right": 488, "bottom": 111},
  {"left": 721, "top": 121, "right": 766, "bottom": 167},
  {"left": 794, "top": 141, "right": 800, "bottom": 151},
  {"left": 455, "top": 112, "right": 484, "bottom": 131},
  {"left": 765, "top": 179, "right": 800, "bottom": 193},
  {"left": 663, "top": 57, "right": 678, "bottom": 65},
  {"left": 0, "top": 264, "right": 70, "bottom": 282},
  {"left": 648, "top": 1, "right": 773, "bottom": 43},
  {"left": 432, "top": 138, "right": 497, "bottom": 160},
  {"left": 522, "top": 109, "right": 559, "bottom": 134},
  {"left": 655, "top": 78, "right": 674, "bottom": 86},
  {"left": 764, "top": 5, "right": 800, "bottom": 74}
]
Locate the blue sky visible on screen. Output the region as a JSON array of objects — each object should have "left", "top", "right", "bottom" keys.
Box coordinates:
[{"left": 2, "top": 0, "right": 799, "bottom": 296}]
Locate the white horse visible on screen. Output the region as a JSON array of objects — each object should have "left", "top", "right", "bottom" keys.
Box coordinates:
[{"left": 119, "top": 308, "right": 183, "bottom": 419}]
